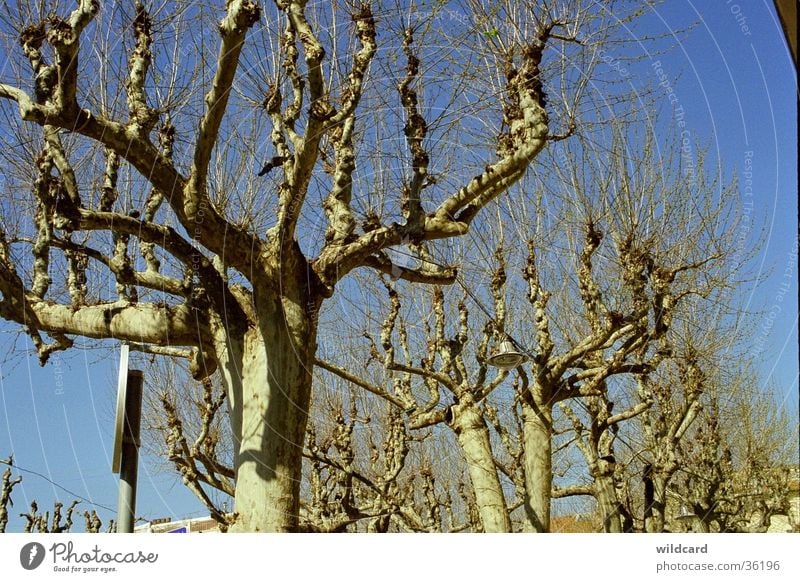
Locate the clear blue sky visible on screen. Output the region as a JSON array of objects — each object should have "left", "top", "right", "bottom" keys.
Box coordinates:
[
  {"left": 644, "top": 1, "right": 798, "bottom": 412},
  {"left": 0, "top": 1, "right": 796, "bottom": 531}
]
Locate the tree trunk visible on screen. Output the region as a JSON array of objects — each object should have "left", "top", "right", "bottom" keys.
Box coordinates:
[
  {"left": 650, "top": 474, "right": 667, "bottom": 533},
  {"left": 644, "top": 466, "right": 670, "bottom": 532},
  {"left": 595, "top": 474, "right": 622, "bottom": 533},
  {"left": 450, "top": 401, "right": 511, "bottom": 532},
  {"left": 643, "top": 464, "right": 655, "bottom": 532},
  {"left": 218, "top": 288, "right": 318, "bottom": 532},
  {"left": 521, "top": 399, "right": 552, "bottom": 532}
]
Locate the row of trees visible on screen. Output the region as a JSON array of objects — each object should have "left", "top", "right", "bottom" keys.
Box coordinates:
[
  {"left": 141, "top": 131, "right": 797, "bottom": 532},
  {"left": 1, "top": 459, "right": 111, "bottom": 532},
  {"left": 0, "top": 1, "right": 795, "bottom": 531},
  {"left": 3, "top": 359, "right": 796, "bottom": 534}
]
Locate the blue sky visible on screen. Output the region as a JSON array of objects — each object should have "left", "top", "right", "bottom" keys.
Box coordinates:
[
  {"left": 0, "top": 1, "right": 796, "bottom": 531},
  {"left": 644, "top": 1, "right": 798, "bottom": 411}
]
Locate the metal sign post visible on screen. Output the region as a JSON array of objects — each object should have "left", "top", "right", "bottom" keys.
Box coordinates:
[
  {"left": 116, "top": 369, "right": 143, "bottom": 533},
  {"left": 112, "top": 345, "right": 143, "bottom": 533},
  {"left": 112, "top": 344, "right": 129, "bottom": 474}
]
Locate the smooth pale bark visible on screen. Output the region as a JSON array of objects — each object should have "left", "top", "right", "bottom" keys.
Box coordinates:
[
  {"left": 521, "top": 399, "right": 553, "bottom": 532},
  {"left": 29, "top": 301, "right": 204, "bottom": 345},
  {"left": 595, "top": 474, "right": 622, "bottom": 533},
  {"left": 450, "top": 401, "right": 511, "bottom": 532},
  {"left": 215, "top": 282, "right": 318, "bottom": 532}
]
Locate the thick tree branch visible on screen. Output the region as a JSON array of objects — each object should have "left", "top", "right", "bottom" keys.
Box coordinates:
[
  {"left": 193, "top": 0, "right": 260, "bottom": 180},
  {"left": 407, "top": 408, "right": 448, "bottom": 430},
  {"left": 363, "top": 253, "right": 457, "bottom": 285},
  {"left": 49, "top": 237, "right": 186, "bottom": 298},
  {"left": 3, "top": 76, "right": 255, "bottom": 276},
  {"left": 1, "top": 252, "right": 208, "bottom": 349},
  {"left": 607, "top": 400, "right": 651, "bottom": 426},
  {"left": 433, "top": 38, "right": 550, "bottom": 224},
  {"left": 314, "top": 33, "right": 552, "bottom": 290},
  {"left": 398, "top": 26, "right": 429, "bottom": 235},
  {"left": 321, "top": 6, "right": 376, "bottom": 246},
  {"left": 272, "top": 0, "right": 330, "bottom": 244},
  {"left": 523, "top": 241, "right": 554, "bottom": 365},
  {"left": 577, "top": 221, "right": 607, "bottom": 333},
  {"left": 125, "top": 2, "right": 157, "bottom": 135},
  {"left": 552, "top": 484, "right": 594, "bottom": 499},
  {"left": 47, "top": 0, "right": 98, "bottom": 114},
  {"left": 140, "top": 122, "right": 174, "bottom": 272},
  {"left": 31, "top": 301, "right": 208, "bottom": 346}
]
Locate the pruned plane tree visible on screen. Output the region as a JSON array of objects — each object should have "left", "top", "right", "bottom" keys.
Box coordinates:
[{"left": 0, "top": 0, "right": 643, "bottom": 531}]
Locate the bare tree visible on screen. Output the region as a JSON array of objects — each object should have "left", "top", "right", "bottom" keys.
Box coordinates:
[
  {"left": 145, "top": 362, "right": 487, "bottom": 532},
  {"left": 300, "top": 396, "right": 480, "bottom": 532},
  {"left": 319, "top": 274, "right": 515, "bottom": 531},
  {"left": 670, "top": 384, "right": 798, "bottom": 533},
  {"left": 635, "top": 338, "right": 712, "bottom": 532},
  {"left": 1, "top": 456, "right": 112, "bottom": 532},
  {"left": 18, "top": 499, "right": 81, "bottom": 533},
  {"left": 0, "top": 0, "right": 643, "bottom": 530},
  {"left": 1, "top": 461, "right": 23, "bottom": 533},
  {"left": 137, "top": 354, "right": 237, "bottom": 526},
  {"left": 510, "top": 121, "right": 745, "bottom": 532},
  {"left": 301, "top": 112, "right": 750, "bottom": 533}
]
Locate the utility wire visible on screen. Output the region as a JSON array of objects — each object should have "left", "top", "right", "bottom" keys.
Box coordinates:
[{"left": 1, "top": 458, "right": 116, "bottom": 514}]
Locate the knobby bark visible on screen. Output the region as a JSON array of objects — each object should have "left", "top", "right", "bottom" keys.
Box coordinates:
[
  {"left": 202, "top": 248, "right": 321, "bottom": 531},
  {"left": 1, "top": 466, "right": 22, "bottom": 533}
]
